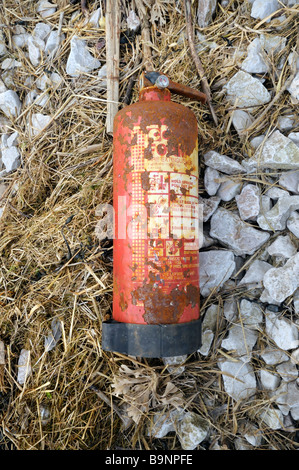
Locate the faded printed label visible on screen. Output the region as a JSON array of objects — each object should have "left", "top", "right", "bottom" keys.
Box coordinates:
[{"left": 129, "top": 124, "right": 199, "bottom": 295}]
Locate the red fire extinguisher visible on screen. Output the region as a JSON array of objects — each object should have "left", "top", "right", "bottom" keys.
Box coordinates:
[{"left": 102, "top": 72, "right": 206, "bottom": 357}]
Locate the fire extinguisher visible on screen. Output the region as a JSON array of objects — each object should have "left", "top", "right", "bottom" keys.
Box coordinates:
[{"left": 102, "top": 72, "right": 206, "bottom": 358}]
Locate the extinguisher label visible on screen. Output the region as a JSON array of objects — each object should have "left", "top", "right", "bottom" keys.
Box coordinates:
[{"left": 128, "top": 124, "right": 200, "bottom": 291}]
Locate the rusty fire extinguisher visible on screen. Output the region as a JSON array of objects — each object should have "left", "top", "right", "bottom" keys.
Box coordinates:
[{"left": 102, "top": 72, "right": 206, "bottom": 358}]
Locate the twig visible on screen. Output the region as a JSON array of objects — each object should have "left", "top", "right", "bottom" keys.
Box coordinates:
[
  {"left": 106, "top": 0, "right": 121, "bottom": 135},
  {"left": 81, "top": 0, "right": 89, "bottom": 16},
  {"left": 123, "top": 73, "right": 137, "bottom": 105},
  {"left": 141, "top": 14, "right": 154, "bottom": 72},
  {"left": 183, "top": 0, "right": 218, "bottom": 125},
  {"left": 135, "top": 1, "right": 154, "bottom": 71}
]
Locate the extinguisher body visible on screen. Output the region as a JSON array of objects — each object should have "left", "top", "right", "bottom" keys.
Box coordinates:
[{"left": 102, "top": 86, "right": 202, "bottom": 357}]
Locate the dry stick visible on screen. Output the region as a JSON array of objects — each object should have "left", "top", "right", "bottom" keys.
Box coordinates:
[
  {"left": 81, "top": 0, "right": 89, "bottom": 16},
  {"left": 183, "top": 0, "right": 218, "bottom": 126},
  {"left": 106, "top": 0, "right": 121, "bottom": 135},
  {"left": 141, "top": 13, "right": 154, "bottom": 72}
]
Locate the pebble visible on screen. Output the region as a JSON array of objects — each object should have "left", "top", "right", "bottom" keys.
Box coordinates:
[
  {"left": 202, "top": 304, "right": 220, "bottom": 332},
  {"left": 1, "top": 58, "right": 22, "bottom": 70},
  {"left": 17, "top": 349, "right": 32, "bottom": 385},
  {"left": 288, "top": 132, "right": 299, "bottom": 148},
  {"left": 294, "top": 290, "right": 299, "bottom": 315},
  {"left": 176, "top": 412, "right": 210, "bottom": 450},
  {"left": 265, "top": 309, "right": 299, "bottom": 349},
  {"left": 12, "top": 33, "right": 30, "bottom": 49},
  {"left": 257, "top": 195, "right": 299, "bottom": 231},
  {"left": 85, "top": 8, "right": 102, "bottom": 28},
  {"left": 199, "top": 196, "right": 221, "bottom": 222},
  {"left": 28, "top": 35, "right": 45, "bottom": 66},
  {"left": 198, "top": 329, "right": 214, "bottom": 356},
  {"left": 147, "top": 409, "right": 181, "bottom": 438},
  {"left": 235, "top": 184, "right": 260, "bottom": 220},
  {"left": 2, "top": 132, "right": 18, "bottom": 148},
  {"left": 250, "top": 0, "right": 279, "bottom": 21},
  {"left": 0, "top": 30, "right": 7, "bottom": 56},
  {"left": 252, "top": 130, "right": 299, "bottom": 170},
  {"left": 249, "top": 135, "right": 266, "bottom": 149},
  {"left": 260, "top": 288, "right": 281, "bottom": 305},
  {"left": 217, "top": 179, "right": 241, "bottom": 201},
  {"left": 66, "top": 36, "right": 101, "bottom": 77},
  {"left": 260, "top": 347, "right": 288, "bottom": 365},
  {"left": 224, "top": 70, "right": 271, "bottom": 108},
  {"left": 260, "top": 34, "right": 286, "bottom": 55},
  {"left": 223, "top": 299, "right": 238, "bottom": 322},
  {"left": 275, "top": 381, "right": 299, "bottom": 421},
  {"left": 45, "top": 30, "right": 65, "bottom": 54},
  {"left": 199, "top": 249, "right": 236, "bottom": 297},
  {"left": 210, "top": 208, "right": 270, "bottom": 256},
  {"left": 287, "top": 71, "right": 299, "bottom": 102},
  {"left": 266, "top": 186, "right": 289, "bottom": 200},
  {"left": 244, "top": 423, "right": 263, "bottom": 447},
  {"left": 287, "top": 211, "right": 299, "bottom": 237},
  {"left": 126, "top": 10, "right": 141, "bottom": 32},
  {"left": 267, "top": 235, "right": 297, "bottom": 259},
  {"left": 98, "top": 64, "right": 107, "bottom": 88},
  {"left": 204, "top": 167, "right": 221, "bottom": 195},
  {"left": 231, "top": 110, "right": 253, "bottom": 134},
  {"left": 239, "top": 299, "right": 263, "bottom": 329},
  {"left": 33, "top": 22, "right": 51, "bottom": 41},
  {"left": 204, "top": 150, "right": 245, "bottom": 174},
  {"left": 277, "top": 115, "right": 295, "bottom": 132},
  {"left": 257, "top": 408, "right": 283, "bottom": 430},
  {"left": 148, "top": 407, "right": 210, "bottom": 448},
  {"left": 1, "top": 146, "right": 21, "bottom": 173},
  {"left": 259, "top": 369, "right": 281, "bottom": 390},
  {"left": 218, "top": 359, "right": 257, "bottom": 401},
  {"left": 196, "top": 0, "right": 217, "bottom": 27},
  {"left": 0, "top": 90, "right": 22, "bottom": 118},
  {"left": 36, "top": 73, "right": 51, "bottom": 90},
  {"left": 260, "top": 195, "right": 272, "bottom": 214},
  {"left": 291, "top": 348, "right": 299, "bottom": 365},
  {"left": 279, "top": 170, "right": 299, "bottom": 194},
  {"left": 221, "top": 324, "right": 258, "bottom": 358},
  {"left": 263, "top": 253, "right": 299, "bottom": 304},
  {"left": 162, "top": 355, "right": 187, "bottom": 375},
  {"left": 241, "top": 37, "right": 269, "bottom": 74},
  {"left": 276, "top": 361, "right": 298, "bottom": 382},
  {"left": 37, "top": 1, "right": 57, "bottom": 18},
  {"left": 0, "top": 78, "right": 7, "bottom": 94},
  {"left": 29, "top": 113, "right": 52, "bottom": 137}
]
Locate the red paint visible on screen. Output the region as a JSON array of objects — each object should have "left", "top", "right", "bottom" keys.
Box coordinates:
[{"left": 113, "top": 86, "right": 200, "bottom": 325}]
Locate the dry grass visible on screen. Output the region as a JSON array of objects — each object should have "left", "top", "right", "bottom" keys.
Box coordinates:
[{"left": 0, "top": 0, "right": 298, "bottom": 450}]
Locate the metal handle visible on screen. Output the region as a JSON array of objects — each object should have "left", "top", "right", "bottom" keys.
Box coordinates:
[{"left": 143, "top": 71, "right": 207, "bottom": 104}]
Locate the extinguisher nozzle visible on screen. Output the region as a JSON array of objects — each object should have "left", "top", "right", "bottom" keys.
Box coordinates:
[{"left": 102, "top": 319, "right": 202, "bottom": 358}]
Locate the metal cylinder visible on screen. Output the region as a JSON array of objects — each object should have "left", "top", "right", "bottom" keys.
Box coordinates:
[{"left": 102, "top": 85, "right": 202, "bottom": 357}]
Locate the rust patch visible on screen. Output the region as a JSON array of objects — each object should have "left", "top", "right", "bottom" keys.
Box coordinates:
[
  {"left": 144, "top": 139, "right": 154, "bottom": 160},
  {"left": 146, "top": 260, "right": 164, "bottom": 273},
  {"left": 119, "top": 292, "right": 128, "bottom": 312},
  {"left": 180, "top": 186, "right": 187, "bottom": 196},
  {"left": 141, "top": 170, "right": 151, "bottom": 191},
  {"left": 131, "top": 281, "right": 199, "bottom": 324},
  {"left": 129, "top": 263, "right": 138, "bottom": 272},
  {"left": 170, "top": 189, "right": 177, "bottom": 201}
]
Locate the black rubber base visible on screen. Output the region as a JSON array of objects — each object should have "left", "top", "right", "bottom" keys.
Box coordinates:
[{"left": 102, "top": 318, "right": 202, "bottom": 358}]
